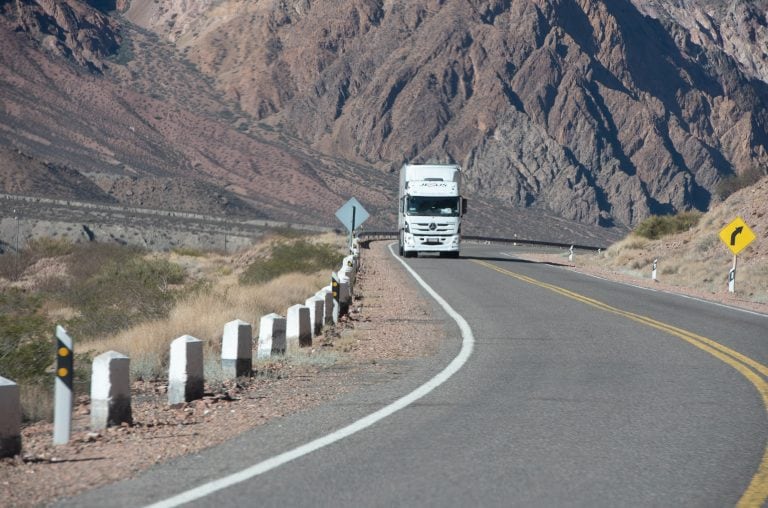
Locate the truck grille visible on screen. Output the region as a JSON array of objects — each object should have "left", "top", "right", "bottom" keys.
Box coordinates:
[{"left": 411, "top": 222, "right": 453, "bottom": 234}]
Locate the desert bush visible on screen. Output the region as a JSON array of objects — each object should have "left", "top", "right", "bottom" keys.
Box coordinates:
[
  {"left": 716, "top": 167, "right": 765, "bottom": 200},
  {"left": 172, "top": 246, "right": 205, "bottom": 257},
  {"left": 634, "top": 211, "right": 702, "bottom": 240},
  {"left": 64, "top": 256, "right": 186, "bottom": 339},
  {"left": 0, "top": 290, "right": 58, "bottom": 421},
  {"left": 0, "top": 290, "right": 52, "bottom": 383},
  {"left": 622, "top": 238, "right": 649, "bottom": 250},
  {"left": 240, "top": 240, "right": 343, "bottom": 285},
  {"left": 695, "top": 235, "right": 718, "bottom": 253},
  {"left": 26, "top": 237, "right": 74, "bottom": 258},
  {"left": 268, "top": 226, "right": 308, "bottom": 239},
  {"left": 0, "top": 237, "right": 75, "bottom": 280},
  {"left": 661, "top": 264, "right": 679, "bottom": 275},
  {"left": 0, "top": 253, "right": 27, "bottom": 281},
  {"left": 65, "top": 243, "right": 142, "bottom": 280}
]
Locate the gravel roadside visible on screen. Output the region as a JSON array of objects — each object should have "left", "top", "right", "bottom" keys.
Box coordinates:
[
  {"left": 0, "top": 240, "right": 443, "bottom": 508},
  {"left": 510, "top": 249, "right": 768, "bottom": 315}
]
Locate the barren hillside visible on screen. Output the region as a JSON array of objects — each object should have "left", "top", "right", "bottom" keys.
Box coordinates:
[
  {"left": 3, "top": 0, "right": 768, "bottom": 247},
  {"left": 0, "top": 0, "right": 395, "bottom": 228},
  {"left": 127, "top": 0, "right": 768, "bottom": 228},
  {"left": 593, "top": 176, "right": 768, "bottom": 302}
]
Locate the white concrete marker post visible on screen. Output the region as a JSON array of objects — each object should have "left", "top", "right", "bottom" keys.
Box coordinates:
[
  {"left": 54, "top": 325, "right": 74, "bottom": 445},
  {"left": 338, "top": 280, "right": 351, "bottom": 316},
  {"left": 287, "top": 304, "right": 312, "bottom": 350},
  {"left": 257, "top": 314, "right": 287, "bottom": 359},
  {"left": 317, "top": 288, "right": 334, "bottom": 325},
  {"left": 91, "top": 351, "right": 132, "bottom": 430},
  {"left": 305, "top": 296, "right": 325, "bottom": 336},
  {"left": 652, "top": 258, "right": 658, "bottom": 281},
  {"left": 222, "top": 319, "right": 253, "bottom": 378},
  {"left": 0, "top": 377, "right": 21, "bottom": 458},
  {"left": 343, "top": 255, "right": 356, "bottom": 285},
  {"left": 168, "top": 335, "right": 204, "bottom": 405},
  {"left": 568, "top": 245, "right": 574, "bottom": 263}
]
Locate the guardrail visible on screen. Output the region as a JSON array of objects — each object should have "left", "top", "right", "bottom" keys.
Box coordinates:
[
  {"left": 0, "top": 243, "right": 362, "bottom": 452},
  {"left": 357, "top": 231, "right": 608, "bottom": 252}
]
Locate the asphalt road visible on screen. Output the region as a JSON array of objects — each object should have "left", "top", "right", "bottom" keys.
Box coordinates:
[{"left": 60, "top": 243, "right": 768, "bottom": 507}]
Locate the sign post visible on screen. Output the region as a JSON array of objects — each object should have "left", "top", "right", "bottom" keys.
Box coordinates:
[
  {"left": 335, "top": 198, "right": 370, "bottom": 248},
  {"left": 718, "top": 217, "right": 756, "bottom": 294}
]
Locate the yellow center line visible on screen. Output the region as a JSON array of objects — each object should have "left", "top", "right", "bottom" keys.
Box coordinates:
[{"left": 472, "top": 259, "right": 768, "bottom": 507}]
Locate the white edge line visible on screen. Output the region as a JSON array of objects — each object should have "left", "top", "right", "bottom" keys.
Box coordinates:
[
  {"left": 499, "top": 251, "right": 768, "bottom": 318},
  {"left": 145, "top": 243, "right": 474, "bottom": 508}
]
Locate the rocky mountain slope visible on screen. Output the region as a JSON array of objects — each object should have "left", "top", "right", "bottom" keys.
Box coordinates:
[
  {"left": 2, "top": 0, "right": 767, "bottom": 245},
  {"left": 633, "top": 0, "right": 768, "bottom": 84},
  {"left": 0, "top": 0, "right": 396, "bottom": 228},
  {"left": 0, "top": 0, "right": 625, "bottom": 246},
  {"left": 126, "top": 0, "right": 768, "bottom": 228}
]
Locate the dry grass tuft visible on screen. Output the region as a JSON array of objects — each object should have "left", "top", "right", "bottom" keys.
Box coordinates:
[{"left": 85, "top": 269, "right": 331, "bottom": 380}]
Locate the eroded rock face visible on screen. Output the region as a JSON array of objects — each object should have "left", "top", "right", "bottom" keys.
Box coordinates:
[
  {"left": 632, "top": 0, "right": 768, "bottom": 84},
  {"left": 1, "top": 0, "right": 121, "bottom": 72},
  {"left": 125, "top": 0, "right": 768, "bottom": 228}
]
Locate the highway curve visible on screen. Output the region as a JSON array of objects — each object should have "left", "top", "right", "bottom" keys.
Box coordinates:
[{"left": 59, "top": 243, "right": 768, "bottom": 507}]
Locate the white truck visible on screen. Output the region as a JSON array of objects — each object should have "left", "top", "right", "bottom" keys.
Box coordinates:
[{"left": 398, "top": 163, "right": 467, "bottom": 258}]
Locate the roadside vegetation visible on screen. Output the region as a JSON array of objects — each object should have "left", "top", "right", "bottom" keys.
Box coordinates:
[
  {"left": 583, "top": 176, "right": 767, "bottom": 304},
  {"left": 633, "top": 211, "right": 702, "bottom": 240},
  {"left": 716, "top": 167, "right": 765, "bottom": 200},
  {"left": 0, "top": 231, "right": 346, "bottom": 422}
]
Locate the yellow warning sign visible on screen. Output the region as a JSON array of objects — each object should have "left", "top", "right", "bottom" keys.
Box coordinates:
[{"left": 719, "top": 217, "right": 756, "bottom": 255}]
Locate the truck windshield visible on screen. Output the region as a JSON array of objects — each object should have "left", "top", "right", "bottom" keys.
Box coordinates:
[{"left": 406, "top": 196, "right": 460, "bottom": 217}]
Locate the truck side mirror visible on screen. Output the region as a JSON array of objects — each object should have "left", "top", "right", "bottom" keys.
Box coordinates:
[{"left": 461, "top": 198, "right": 468, "bottom": 216}]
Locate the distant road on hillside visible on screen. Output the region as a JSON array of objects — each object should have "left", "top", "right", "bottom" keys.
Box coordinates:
[{"left": 0, "top": 193, "right": 333, "bottom": 252}]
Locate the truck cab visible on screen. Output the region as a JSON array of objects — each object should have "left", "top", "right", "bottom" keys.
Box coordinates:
[{"left": 398, "top": 163, "right": 466, "bottom": 258}]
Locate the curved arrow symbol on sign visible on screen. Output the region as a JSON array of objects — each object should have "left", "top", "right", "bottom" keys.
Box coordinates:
[{"left": 731, "top": 226, "right": 743, "bottom": 246}]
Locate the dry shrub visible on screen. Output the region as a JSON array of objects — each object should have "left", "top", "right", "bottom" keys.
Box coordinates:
[
  {"left": 608, "top": 234, "right": 650, "bottom": 253},
  {"left": 87, "top": 271, "right": 329, "bottom": 380},
  {"left": 634, "top": 211, "right": 702, "bottom": 240}
]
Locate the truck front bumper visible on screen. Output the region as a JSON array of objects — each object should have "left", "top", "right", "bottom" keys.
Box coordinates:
[{"left": 403, "top": 233, "right": 460, "bottom": 252}]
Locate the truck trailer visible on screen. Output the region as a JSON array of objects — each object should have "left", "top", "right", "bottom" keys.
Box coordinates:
[{"left": 398, "top": 163, "right": 467, "bottom": 258}]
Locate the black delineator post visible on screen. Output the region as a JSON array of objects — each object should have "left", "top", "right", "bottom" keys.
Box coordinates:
[
  {"left": 331, "top": 272, "right": 341, "bottom": 322},
  {"left": 331, "top": 272, "right": 339, "bottom": 305},
  {"left": 53, "top": 326, "right": 73, "bottom": 445}
]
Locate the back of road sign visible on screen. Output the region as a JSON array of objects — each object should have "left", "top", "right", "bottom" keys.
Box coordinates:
[{"left": 335, "top": 198, "right": 370, "bottom": 233}]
